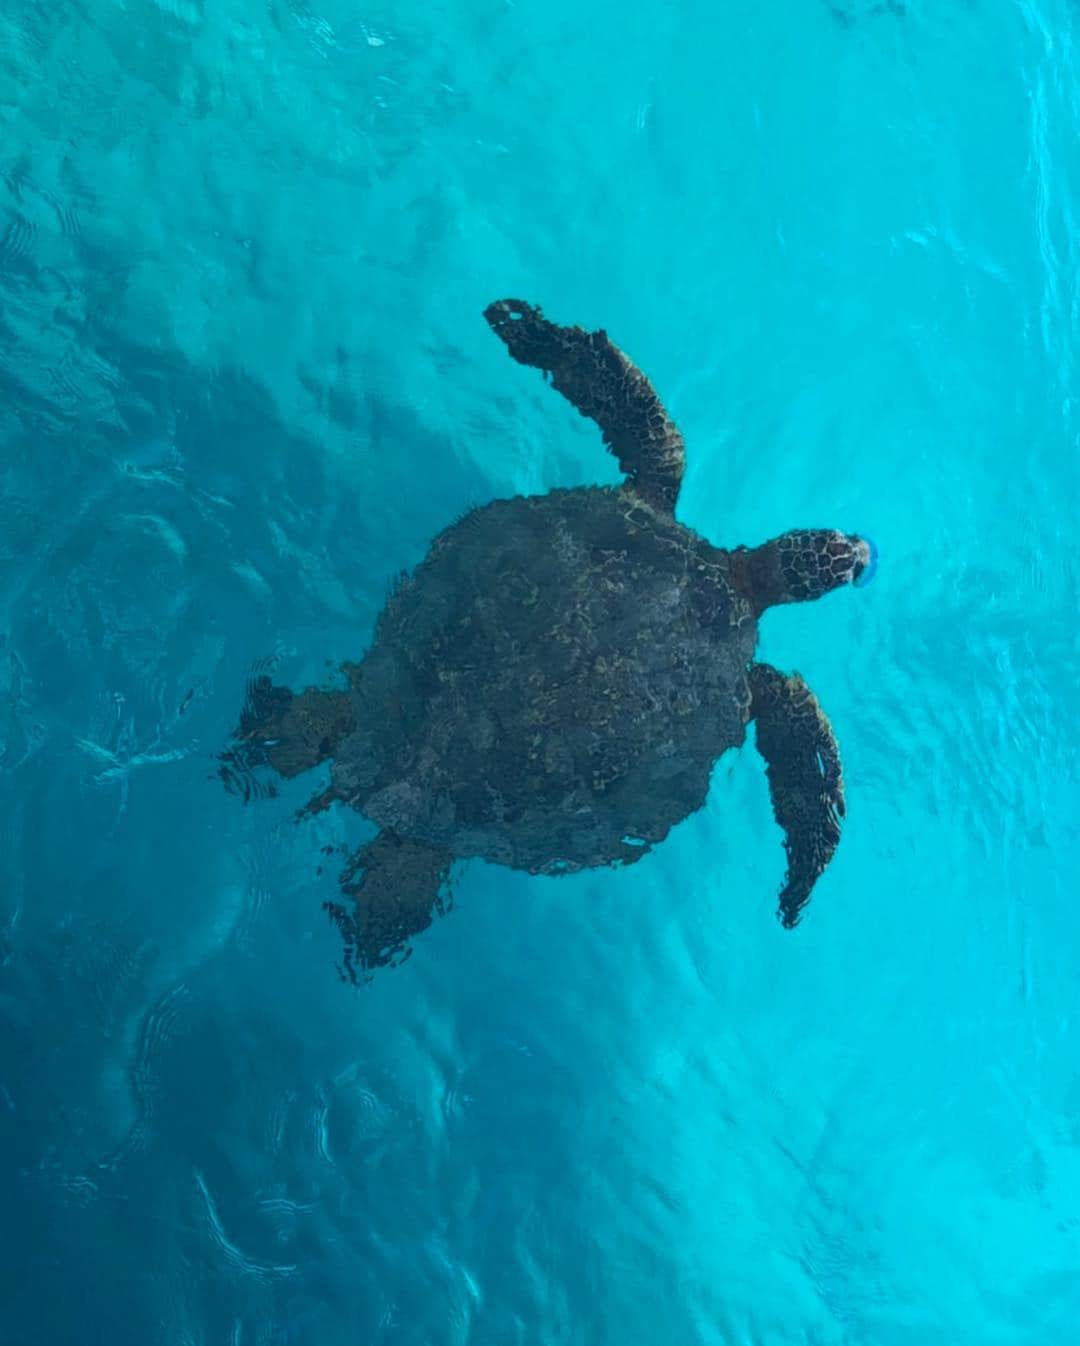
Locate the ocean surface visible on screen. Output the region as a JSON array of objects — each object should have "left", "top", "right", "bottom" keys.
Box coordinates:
[{"left": 2, "top": 1, "right": 1079, "bottom": 1342}]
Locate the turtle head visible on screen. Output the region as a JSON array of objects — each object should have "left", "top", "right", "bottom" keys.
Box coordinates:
[{"left": 731, "top": 529, "right": 874, "bottom": 613}]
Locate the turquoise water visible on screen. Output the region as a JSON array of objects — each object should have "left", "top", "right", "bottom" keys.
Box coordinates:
[{"left": 2, "top": 0, "right": 1079, "bottom": 1341}]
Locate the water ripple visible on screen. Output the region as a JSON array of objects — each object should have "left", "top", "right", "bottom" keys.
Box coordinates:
[
  {"left": 194, "top": 1170, "right": 298, "bottom": 1283},
  {"left": 1, "top": 1, "right": 1079, "bottom": 1343}
]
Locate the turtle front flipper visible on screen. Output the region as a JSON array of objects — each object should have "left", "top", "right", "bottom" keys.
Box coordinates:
[
  {"left": 484, "top": 298, "right": 686, "bottom": 515},
  {"left": 749, "top": 663, "right": 846, "bottom": 928},
  {"left": 323, "top": 832, "right": 454, "bottom": 983}
]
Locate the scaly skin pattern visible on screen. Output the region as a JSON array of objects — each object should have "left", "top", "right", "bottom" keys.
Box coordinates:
[
  {"left": 485, "top": 299, "right": 686, "bottom": 514},
  {"left": 771, "top": 528, "right": 868, "bottom": 604},
  {"left": 749, "top": 663, "right": 845, "bottom": 928},
  {"left": 729, "top": 529, "right": 870, "bottom": 613}
]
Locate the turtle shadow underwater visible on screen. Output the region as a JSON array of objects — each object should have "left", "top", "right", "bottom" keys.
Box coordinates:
[{"left": 219, "top": 299, "right": 875, "bottom": 983}]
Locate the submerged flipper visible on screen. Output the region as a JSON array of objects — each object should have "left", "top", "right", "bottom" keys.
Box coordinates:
[
  {"left": 749, "top": 663, "right": 846, "bottom": 928},
  {"left": 323, "top": 831, "right": 453, "bottom": 983},
  {"left": 484, "top": 298, "right": 686, "bottom": 515},
  {"left": 219, "top": 678, "right": 449, "bottom": 982},
  {"left": 218, "top": 676, "right": 354, "bottom": 797}
]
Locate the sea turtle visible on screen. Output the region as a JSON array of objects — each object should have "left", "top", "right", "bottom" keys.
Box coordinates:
[{"left": 220, "top": 299, "right": 875, "bottom": 981}]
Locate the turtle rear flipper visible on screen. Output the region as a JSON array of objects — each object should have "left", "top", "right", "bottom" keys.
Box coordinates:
[
  {"left": 484, "top": 298, "right": 685, "bottom": 515},
  {"left": 218, "top": 677, "right": 354, "bottom": 798},
  {"left": 749, "top": 663, "right": 846, "bottom": 928},
  {"left": 323, "top": 832, "right": 453, "bottom": 983}
]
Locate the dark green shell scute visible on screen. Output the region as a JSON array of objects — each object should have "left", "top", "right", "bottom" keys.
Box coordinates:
[{"left": 341, "top": 486, "right": 757, "bottom": 872}]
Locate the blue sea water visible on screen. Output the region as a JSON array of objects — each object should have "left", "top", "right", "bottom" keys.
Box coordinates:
[{"left": 2, "top": 0, "right": 1079, "bottom": 1342}]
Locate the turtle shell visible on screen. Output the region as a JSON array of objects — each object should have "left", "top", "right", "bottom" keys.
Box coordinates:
[{"left": 334, "top": 486, "right": 757, "bottom": 873}]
